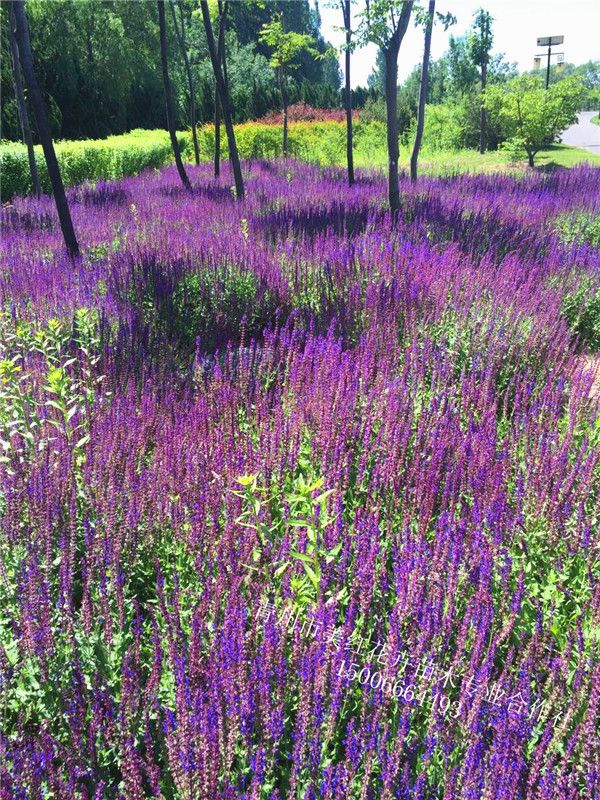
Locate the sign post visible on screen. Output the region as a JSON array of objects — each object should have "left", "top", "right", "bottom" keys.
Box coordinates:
[{"left": 535, "top": 36, "right": 564, "bottom": 89}]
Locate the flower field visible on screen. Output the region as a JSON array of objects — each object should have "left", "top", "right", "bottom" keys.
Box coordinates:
[{"left": 1, "top": 161, "right": 600, "bottom": 799}]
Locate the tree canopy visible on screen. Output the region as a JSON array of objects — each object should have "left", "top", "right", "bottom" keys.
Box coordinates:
[
  {"left": 0, "top": 0, "right": 341, "bottom": 140},
  {"left": 485, "top": 74, "right": 586, "bottom": 166}
]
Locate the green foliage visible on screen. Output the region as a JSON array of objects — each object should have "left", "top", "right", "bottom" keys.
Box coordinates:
[
  {"left": 258, "top": 15, "right": 319, "bottom": 72},
  {"left": 355, "top": 0, "right": 413, "bottom": 50},
  {"left": 526, "top": 60, "right": 600, "bottom": 111},
  {"left": 198, "top": 119, "right": 347, "bottom": 163},
  {"left": 171, "top": 267, "right": 275, "bottom": 352},
  {"left": 358, "top": 96, "right": 387, "bottom": 125},
  {"left": 233, "top": 470, "right": 343, "bottom": 610},
  {"left": 1, "top": 0, "right": 340, "bottom": 141},
  {"left": 466, "top": 8, "right": 493, "bottom": 72},
  {"left": 0, "top": 309, "right": 103, "bottom": 469},
  {"left": 498, "top": 136, "right": 528, "bottom": 163},
  {"left": 485, "top": 75, "right": 587, "bottom": 166},
  {"left": 444, "top": 34, "right": 479, "bottom": 96},
  {"left": 508, "top": 514, "right": 600, "bottom": 656},
  {"left": 0, "top": 129, "right": 187, "bottom": 200},
  {"left": 1, "top": 0, "right": 165, "bottom": 139},
  {"left": 560, "top": 274, "right": 600, "bottom": 352},
  {"left": 553, "top": 211, "right": 600, "bottom": 249},
  {"left": 409, "top": 103, "right": 467, "bottom": 151}
]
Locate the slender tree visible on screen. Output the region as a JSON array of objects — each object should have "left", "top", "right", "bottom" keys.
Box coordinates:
[
  {"left": 11, "top": 0, "right": 79, "bottom": 257},
  {"left": 8, "top": 3, "right": 41, "bottom": 197},
  {"left": 214, "top": 0, "right": 227, "bottom": 178},
  {"left": 410, "top": 1, "right": 434, "bottom": 182},
  {"left": 169, "top": 0, "right": 200, "bottom": 165},
  {"left": 199, "top": 0, "right": 244, "bottom": 199},
  {"left": 157, "top": 0, "right": 191, "bottom": 190},
  {"left": 410, "top": 4, "right": 454, "bottom": 181},
  {"left": 468, "top": 8, "right": 493, "bottom": 154},
  {"left": 358, "top": 0, "right": 414, "bottom": 215},
  {"left": 259, "top": 14, "right": 319, "bottom": 158},
  {"left": 341, "top": 0, "right": 354, "bottom": 185},
  {"left": 410, "top": 0, "right": 435, "bottom": 181}
]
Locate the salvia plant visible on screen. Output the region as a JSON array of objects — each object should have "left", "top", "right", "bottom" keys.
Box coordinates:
[{"left": 0, "top": 160, "right": 599, "bottom": 799}]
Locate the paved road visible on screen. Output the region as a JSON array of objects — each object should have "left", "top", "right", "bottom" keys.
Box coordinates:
[{"left": 560, "top": 111, "right": 600, "bottom": 155}]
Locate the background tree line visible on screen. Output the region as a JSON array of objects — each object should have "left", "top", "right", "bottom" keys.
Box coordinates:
[
  {"left": 364, "top": 29, "right": 599, "bottom": 151},
  {"left": 3, "top": 1, "right": 595, "bottom": 151},
  {"left": 0, "top": 0, "right": 342, "bottom": 141}
]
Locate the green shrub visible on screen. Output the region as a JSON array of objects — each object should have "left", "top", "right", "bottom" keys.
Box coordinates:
[
  {"left": 561, "top": 275, "right": 600, "bottom": 352},
  {"left": 171, "top": 267, "right": 277, "bottom": 352},
  {"left": 197, "top": 120, "right": 349, "bottom": 165},
  {"left": 499, "top": 137, "right": 528, "bottom": 163},
  {"left": 0, "top": 130, "right": 189, "bottom": 200},
  {"left": 415, "top": 104, "right": 468, "bottom": 152},
  {"left": 553, "top": 212, "right": 600, "bottom": 249}
]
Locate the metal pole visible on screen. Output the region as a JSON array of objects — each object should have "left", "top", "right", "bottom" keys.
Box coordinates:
[{"left": 545, "top": 44, "right": 551, "bottom": 89}]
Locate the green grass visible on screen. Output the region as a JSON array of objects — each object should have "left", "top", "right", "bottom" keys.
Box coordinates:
[
  {"left": 356, "top": 145, "right": 510, "bottom": 174},
  {"left": 357, "top": 142, "right": 600, "bottom": 174},
  {"left": 591, "top": 115, "right": 599, "bottom": 126},
  {"left": 532, "top": 143, "right": 600, "bottom": 168}
]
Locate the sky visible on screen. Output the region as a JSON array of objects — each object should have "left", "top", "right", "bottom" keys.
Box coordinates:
[{"left": 317, "top": 0, "right": 600, "bottom": 88}]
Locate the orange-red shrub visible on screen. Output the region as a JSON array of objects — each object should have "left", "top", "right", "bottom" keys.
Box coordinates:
[{"left": 255, "top": 102, "right": 357, "bottom": 125}]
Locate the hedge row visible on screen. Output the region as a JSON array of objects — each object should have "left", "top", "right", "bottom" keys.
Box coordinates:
[
  {"left": 0, "top": 129, "right": 190, "bottom": 201},
  {"left": 197, "top": 120, "right": 356, "bottom": 164},
  {"left": 1, "top": 122, "right": 388, "bottom": 199},
  {"left": 8, "top": 117, "right": 596, "bottom": 200}
]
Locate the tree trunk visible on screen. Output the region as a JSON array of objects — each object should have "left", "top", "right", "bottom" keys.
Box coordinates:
[
  {"left": 200, "top": 0, "right": 244, "bottom": 199},
  {"left": 214, "top": 2, "right": 226, "bottom": 178},
  {"left": 385, "top": 46, "right": 400, "bottom": 215},
  {"left": 410, "top": 0, "right": 434, "bottom": 182},
  {"left": 11, "top": 1, "right": 79, "bottom": 258},
  {"left": 479, "top": 59, "right": 487, "bottom": 154},
  {"left": 527, "top": 151, "right": 535, "bottom": 168},
  {"left": 8, "top": 3, "right": 40, "bottom": 197},
  {"left": 157, "top": 0, "right": 191, "bottom": 190},
  {"left": 280, "top": 68, "right": 289, "bottom": 158},
  {"left": 383, "top": 1, "right": 413, "bottom": 216},
  {"left": 214, "top": 79, "right": 221, "bottom": 177},
  {"left": 343, "top": 0, "right": 354, "bottom": 186},
  {"left": 170, "top": 1, "right": 199, "bottom": 165}
]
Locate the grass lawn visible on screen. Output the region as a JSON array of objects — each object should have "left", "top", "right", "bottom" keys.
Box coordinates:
[
  {"left": 356, "top": 142, "right": 600, "bottom": 175},
  {"left": 534, "top": 142, "right": 600, "bottom": 168},
  {"left": 591, "top": 114, "right": 599, "bottom": 126}
]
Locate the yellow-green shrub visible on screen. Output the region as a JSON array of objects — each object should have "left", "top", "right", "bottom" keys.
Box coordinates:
[
  {"left": 1, "top": 121, "right": 388, "bottom": 199},
  {"left": 0, "top": 129, "right": 189, "bottom": 200}
]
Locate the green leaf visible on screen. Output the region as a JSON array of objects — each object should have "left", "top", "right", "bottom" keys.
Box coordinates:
[
  {"left": 45, "top": 399, "right": 66, "bottom": 413},
  {"left": 274, "top": 561, "right": 290, "bottom": 578},
  {"left": 326, "top": 542, "right": 343, "bottom": 558},
  {"left": 291, "top": 549, "right": 314, "bottom": 564},
  {"left": 303, "top": 563, "right": 319, "bottom": 591},
  {"left": 315, "top": 489, "right": 334, "bottom": 505},
  {"left": 235, "top": 474, "right": 257, "bottom": 487}
]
